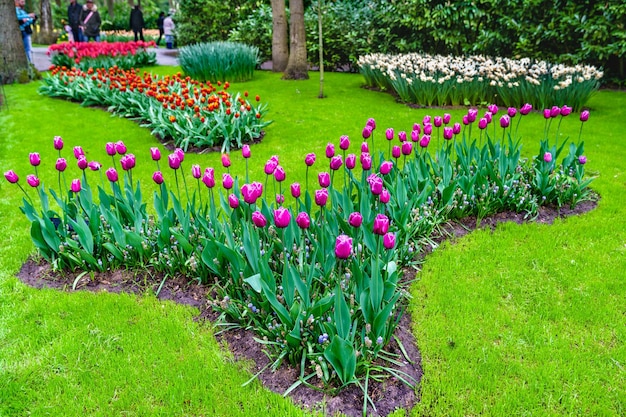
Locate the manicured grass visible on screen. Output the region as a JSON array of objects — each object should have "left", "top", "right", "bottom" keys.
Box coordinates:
[{"left": 1, "top": 69, "right": 625, "bottom": 416}]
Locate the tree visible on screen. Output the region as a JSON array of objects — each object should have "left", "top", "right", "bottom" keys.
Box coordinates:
[
  {"left": 0, "top": 0, "right": 30, "bottom": 85},
  {"left": 270, "top": 0, "right": 288, "bottom": 72},
  {"left": 282, "top": 0, "right": 308, "bottom": 80},
  {"left": 35, "top": 0, "right": 56, "bottom": 44}
]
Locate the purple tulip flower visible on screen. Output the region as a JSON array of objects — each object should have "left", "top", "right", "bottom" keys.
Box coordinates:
[
  {"left": 274, "top": 207, "right": 291, "bottom": 228},
  {"left": 335, "top": 234, "right": 352, "bottom": 259},
  {"left": 296, "top": 212, "right": 310, "bottom": 229}
]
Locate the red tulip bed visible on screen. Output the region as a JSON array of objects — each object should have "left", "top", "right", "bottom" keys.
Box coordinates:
[
  {"left": 47, "top": 41, "right": 158, "bottom": 71},
  {"left": 38, "top": 66, "right": 270, "bottom": 153},
  {"left": 4, "top": 104, "right": 593, "bottom": 414}
]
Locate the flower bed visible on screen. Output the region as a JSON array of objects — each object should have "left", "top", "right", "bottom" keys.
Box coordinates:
[
  {"left": 47, "top": 41, "right": 157, "bottom": 70},
  {"left": 359, "top": 53, "right": 603, "bottom": 111},
  {"left": 38, "top": 67, "right": 270, "bottom": 153},
  {"left": 5, "top": 105, "right": 593, "bottom": 414}
]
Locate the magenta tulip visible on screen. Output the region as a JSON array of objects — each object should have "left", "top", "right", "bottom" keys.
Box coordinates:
[
  {"left": 413, "top": 123, "right": 421, "bottom": 135},
  {"left": 274, "top": 165, "right": 286, "bottom": 182},
  {"left": 398, "top": 131, "right": 407, "bottom": 142},
  {"left": 419, "top": 135, "right": 431, "bottom": 148},
  {"left": 242, "top": 144, "right": 251, "bottom": 159},
  {"left": 507, "top": 107, "right": 517, "bottom": 118},
  {"left": 264, "top": 158, "right": 278, "bottom": 175},
  {"left": 325, "top": 143, "right": 335, "bottom": 158},
  {"left": 488, "top": 104, "right": 498, "bottom": 115},
  {"left": 339, "top": 135, "right": 350, "bottom": 150},
  {"left": 276, "top": 194, "right": 285, "bottom": 205},
  {"left": 379, "top": 161, "right": 393, "bottom": 175},
  {"left": 361, "top": 153, "right": 372, "bottom": 170},
  {"left": 252, "top": 211, "right": 267, "bottom": 228},
  {"left": 423, "top": 123, "right": 433, "bottom": 135},
  {"left": 462, "top": 115, "right": 470, "bottom": 125},
  {"left": 222, "top": 173, "right": 234, "bottom": 189},
  {"left": 115, "top": 141, "right": 127, "bottom": 155},
  {"left": 478, "top": 118, "right": 488, "bottom": 130},
  {"left": 202, "top": 171, "right": 216, "bottom": 188},
  {"left": 443, "top": 127, "right": 453, "bottom": 140},
  {"left": 305, "top": 153, "right": 316, "bottom": 166},
  {"left": 348, "top": 212, "right": 363, "bottom": 228},
  {"left": 29, "top": 152, "right": 40, "bottom": 167},
  {"left": 520, "top": 103, "right": 533, "bottom": 115},
  {"left": 221, "top": 153, "right": 231, "bottom": 168},
  {"left": 484, "top": 111, "right": 492, "bottom": 123},
  {"left": 73, "top": 146, "right": 84, "bottom": 159},
  {"left": 385, "top": 128, "right": 394, "bottom": 141},
  {"left": 241, "top": 182, "right": 263, "bottom": 204},
  {"left": 361, "top": 142, "right": 369, "bottom": 153},
  {"left": 55, "top": 158, "right": 67, "bottom": 172},
  {"left": 228, "top": 194, "right": 239, "bottom": 208},
  {"left": 168, "top": 154, "right": 181, "bottom": 170},
  {"left": 120, "top": 154, "right": 136, "bottom": 171},
  {"left": 274, "top": 207, "right": 291, "bottom": 228},
  {"left": 423, "top": 115, "right": 431, "bottom": 124},
  {"left": 380, "top": 189, "right": 390, "bottom": 204},
  {"left": 366, "top": 118, "right": 376, "bottom": 129},
  {"left": 315, "top": 188, "right": 328, "bottom": 206},
  {"left": 105, "top": 142, "right": 116, "bottom": 156},
  {"left": 77, "top": 156, "right": 88, "bottom": 170},
  {"left": 191, "top": 164, "right": 201, "bottom": 179},
  {"left": 392, "top": 146, "right": 401, "bottom": 159},
  {"left": 106, "top": 167, "right": 118, "bottom": 182},
  {"left": 368, "top": 174, "right": 384, "bottom": 195},
  {"left": 290, "top": 182, "right": 301, "bottom": 199},
  {"left": 345, "top": 154, "right": 356, "bottom": 170},
  {"left": 402, "top": 141, "right": 413, "bottom": 155},
  {"left": 543, "top": 152, "right": 553, "bottom": 163},
  {"left": 433, "top": 116, "right": 443, "bottom": 128},
  {"left": 88, "top": 161, "right": 101, "bottom": 171},
  {"left": 580, "top": 110, "right": 590, "bottom": 122},
  {"left": 578, "top": 155, "right": 587, "bottom": 165},
  {"left": 70, "top": 178, "right": 81, "bottom": 193},
  {"left": 335, "top": 234, "right": 352, "bottom": 259},
  {"left": 500, "top": 115, "right": 510, "bottom": 128},
  {"left": 411, "top": 130, "right": 419, "bottom": 142},
  {"left": 453, "top": 122, "right": 461, "bottom": 135},
  {"left": 543, "top": 108, "right": 552, "bottom": 119},
  {"left": 53, "top": 136, "right": 64, "bottom": 151},
  {"left": 550, "top": 106, "right": 560, "bottom": 118},
  {"left": 383, "top": 232, "right": 396, "bottom": 249},
  {"left": 296, "top": 212, "right": 310, "bottom": 229},
  {"left": 26, "top": 174, "right": 40, "bottom": 188},
  {"left": 362, "top": 126, "right": 372, "bottom": 139},
  {"left": 4, "top": 170, "right": 19, "bottom": 183},
  {"left": 150, "top": 147, "right": 161, "bottom": 161},
  {"left": 318, "top": 172, "right": 330, "bottom": 188},
  {"left": 467, "top": 108, "right": 478, "bottom": 122},
  {"left": 172, "top": 148, "right": 184, "bottom": 164},
  {"left": 330, "top": 155, "right": 343, "bottom": 171},
  {"left": 152, "top": 171, "right": 164, "bottom": 185},
  {"left": 443, "top": 113, "right": 451, "bottom": 124},
  {"left": 373, "top": 213, "right": 390, "bottom": 235},
  {"left": 560, "top": 105, "right": 572, "bottom": 117}
]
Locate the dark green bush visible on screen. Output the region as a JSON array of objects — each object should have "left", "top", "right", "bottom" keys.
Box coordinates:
[{"left": 179, "top": 41, "right": 259, "bottom": 82}]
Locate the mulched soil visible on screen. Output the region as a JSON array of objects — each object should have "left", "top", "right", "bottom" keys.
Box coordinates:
[{"left": 16, "top": 199, "right": 597, "bottom": 417}]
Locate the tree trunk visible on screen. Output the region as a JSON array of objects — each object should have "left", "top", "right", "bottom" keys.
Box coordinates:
[
  {"left": 35, "top": 0, "right": 58, "bottom": 45},
  {"left": 317, "top": 0, "right": 324, "bottom": 98},
  {"left": 0, "top": 0, "right": 30, "bottom": 85},
  {"left": 107, "top": 0, "right": 115, "bottom": 19},
  {"left": 270, "top": 0, "right": 288, "bottom": 72},
  {"left": 283, "top": 0, "right": 308, "bottom": 80}
]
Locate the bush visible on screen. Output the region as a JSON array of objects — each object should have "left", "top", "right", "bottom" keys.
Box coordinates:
[
  {"left": 227, "top": 4, "right": 274, "bottom": 63},
  {"left": 179, "top": 41, "right": 259, "bottom": 83}
]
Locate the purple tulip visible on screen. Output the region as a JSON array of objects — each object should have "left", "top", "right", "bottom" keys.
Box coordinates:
[
  {"left": 168, "top": 154, "right": 181, "bottom": 170},
  {"left": 580, "top": 110, "right": 590, "bottom": 122},
  {"left": 276, "top": 192, "right": 285, "bottom": 203},
  {"left": 330, "top": 155, "right": 343, "bottom": 171},
  {"left": 106, "top": 167, "right": 118, "bottom": 182},
  {"left": 152, "top": 171, "right": 164, "bottom": 185},
  {"left": 274, "top": 207, "right": 291, "bottom": 228},
  {"left": 305, "top": 153, "right": 316, "bottom": 167},
  {"left": 433, "top": 116, "right": 443, "bottom": 128},
  {"left": 462, "top": 115, "right": 470, "bottom": 125},
  {"left": 478, "top": 118, "right": 488, "bottom": 130},
  {"left": 366, "top": 118, "right": 376, "bottom": 130},
  {"left": 484, "top": 111, "right": 492, "bottom": 123},
  {"left": 383, "top": 232, "right": 396, "bottom": 249},
  {"left": 150, "top": 147, "right": 161, "bottom": 161},
  {"left": 560, "top": 105, "right": 572, "bottom": 117},
  {"left": 368, "top": 174, "right": 384, "bottom": 195},
  {"left": 550, "top": 106, "right": 560, "bottom": 118},
  {"left": 373, "top": 213, "right": 390, "bottom": 235},
  {"left": 77, "top": 156, "right": 88, "bottom": 170},
  {"left": 221, "top": 153, "right": 231, "bottom": 168},
  {"left": 443, "top": 113, "right": 451, "bottom": 124},
  {"left": 419, "top": 135, "right": 431, "bottom": 148},
  {"left": 115, "top": 141, "right": 127, "bottom": 155},
  {"left": 543, "top": 152, "right": 553, "bottom": 163},
  {"left": 296, "top": 212, "right": 310, "bottom": 229},
  {"left": 274, "top": 165, "right": 286, "bottom": 182},
  {"left": 520, "top": 103, "right": 533, "bottom": 115},
  {"left": 335, "top": 234, "right": 352, "bottom": 259},
  {"left": 361, "top": 153, "right": 372, "bottom": 170},
  {"left": 241, "top": 182, "right": 263, "bottom": 204},
  {"left": 385, "top": 128, "right": 394, "bottom": 141},
  {"left": 423, "top": 115, "right": 431, "bottom": 124},
  {"left": 29, "top": 152, "right": 41, "bottom": 167},
  {"left": 55, "top": 158, "right": 67, "bottom": 172},
  {"left": 345, "top": 154, "right": 356, "bottom": 170},
  {"left": 411, "top": 130, "right": 419, "bottom": 142},
  {"left": 339, "top": 135, "right": 350, "bottom": 151},
  {"left": 392, "top": 146, "right": 401, "bottom": 159},
  {"left": 398, "top": 131, "right": 407, "bottom": 142},
  {"left": 222, "top": 173, "right": 234, "bottom": 189},
  {"left": 507, "top": 107, "right": 517, "bottom": 118},
  {"left": 380, "top": 189, "right": 390, "bottom": 204},
  {"left": 500, "top": 115, "right": 510, "bottom": 128},
  {"left": 578, "top": 155, "right": 587, "bottom": 165},
  {"left": 467, "top": 109, "right": 478, "bottom": 123},
  {"left": 315, "top": 188, "right": 328, "bottom": 206},
  {"left": 242, "top": 144, "right": 251, "bottom": 159},
  {"left": 488, "top": 104, "right": 498, "bottom": 115},
  {"left": 348, "top": 212, "right": 363, "bottom": 228},
  {"left": 443, "top": 127, "right": 453, "bottom": 140},
  {"left": 252, "top": 211, "right": 267, "bottom": 228},
  {"left": 88, "top": 161, "right": 101, "bottom": 171},
  {"left": 105, "top": 142, "right": 117, "bottom": 156},
  {"left": 202, "top": 171, "right": 216, "bottom": 188},
  {"left": 423, "top": 123, "right": 433, "bottom": 135},
  {"left": 543, "top": 108, "right": 552, "bottom": 119},
  {"left": 290, "top": 182, "right": 301, "bottom": 199},
  {"left": 27, "top": 174, "right": 40, "bottom": 188},
  {"left": 264, "top": 158, "right": 278, "bottom": 175},
  {"left": 4, "top": 170, "right": 19, "bottom": 184},
  {"left": 228, "top": 194, "right": 239, "bottom": 208},
  {"left": 402, "top": 141, "right": 413, "bottom": 155},
  {"left": 70, "top": 178, "right": 81, "bottom": 193},
  {"left": 120, "top": 154, "right": 136, "bottom": 171},
  {"left": 191, "top": 164, "right": 201, "bottom": 179},
  {"left": 325, "top": 143, "right": 335, "bottom": 159},
  {"left": 318, "top": 172, "right": 330, "bottom": 188},
  {"left": 379, "top": 161, "right": 393, "bottom": 175},
  {"left": 453, "top": 122, "right": 461, "bottom": 135},
  {"left": 361, "top": 142, "right": 369, "bottom": 153},
  {"left": 53, "top": 136, "right": 64, "bottom": 151},
  {"left": 362, "top": 126, "right": 372, "bottom": 139},
  {"left": 413, "top": 123, "right": 421, "bottom": 135},
  {"left": 174, "top": 147, "right": 185, "bottom": 163},
  {"left": 73, "top": 146, "right": 84, "bottom": 159}
]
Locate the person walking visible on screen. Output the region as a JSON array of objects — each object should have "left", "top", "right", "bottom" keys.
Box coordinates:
[
  {"left": 80, "top": 0, "right": 101, "bottom": 41},
  {"left": 163, "top": 9, "right": 175, "bottom": 50},
  {"left": 67, "top": 0, "right": 82, "bottom": 42},
  {"left": 15, "top": 0, "right": 36, "bottom": 63},
  {"left": 129, "top": 5, "right": 144, "bottom": 42},
  {"left": 156, "top": 11, "right": 165, "bottom": 46}
]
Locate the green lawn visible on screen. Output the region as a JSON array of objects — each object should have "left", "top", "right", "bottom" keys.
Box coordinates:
[{"left": 1, "top": 69, "right": 624, "bottom": 416}]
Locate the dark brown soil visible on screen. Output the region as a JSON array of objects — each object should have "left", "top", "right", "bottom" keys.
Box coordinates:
[{"left": 16, "top": 199, "right": 597, "bottom": 417}]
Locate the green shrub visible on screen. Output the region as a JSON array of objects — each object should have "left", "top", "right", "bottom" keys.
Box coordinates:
[
  {"left": 179, "top": 41, "right": 260, "bottom": 83},
  {"left": 228, "top": 4, "right": 274, "bottom": 63}
]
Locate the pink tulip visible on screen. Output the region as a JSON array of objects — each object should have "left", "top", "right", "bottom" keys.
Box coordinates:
[
  {"left": 423, "top": 115, "right": 431, "bottom": 124},
  {"left": 315, "top": 188, "right": 328, "bottom": 206},
  {"left": 500, "top": 115, "right": 510, "bottom": 128},
  {"left": 120, "top": 154, "right": 136, "bottom": 171},
  {"left": 543, "top": 152, "right": 553, "bottom": 163},
  {"left": 264, "top": 158, "right": 278, "bottom": 175},
  {"left": 318, "top": 172, "right": 330, "bottom": 188},
  {"left": 550, "top": 106, "right": 560, "bottom": 118},
  {"left": 53, "top": 136, "right": 64, "bottom": 151},
  {"left": 330, "top": 155, "right": 343, "bottom": 171},
  {"left": 335, "top": 234, "right": 352, "bottom": 259},
  {"left": 373, "top": 213, "right": 390, "bottom": 235},
  {"left": 520, "top": 103, "right": 533, "bottom": 115},
  {"left": 252, "top": 211, "right": 267, "bottom": 228},
  {"left": 73, "top": 146, "right": 85, "bottom": 159},
  {"left": 88, "top": 161, "right": 101, "bottom": 171},
  {"left": 174, "top": 148, "right": 185, "bottom": 163},
  {"left": 296, "top": 212, "right": 310, "bottom": 229},
  {"left": 383, "top": 232, "right": 396, "bottom": 249},
  {"left": 325, "top": 143, "right": 335, "bottom": 158},
  {"left": 402, "top": 141, "right": 413, "bottom": 155},
  {"left": 202, "top": 171, "right": 215, "bottom": 188},
  {"left": 105, "top": 142, "right": 116, "bottom": 156},
  {"left": 392, "top": 146, "right": 401, "bottom": 159},
  {"left": 106, "top": 167, "right": 118, "bottom": 182},
  {"left": 362, "top": 125, "right": 372, "bottom": 139},
  {"left": 115, "top": 141, "right": 127, "bottom": 155},
  {"left": 580, "top": 110, "right": 590, "bottom": 122},
  {"left": 191, "top": 164, "right": 201, "bottom": 179},
  {"left": 55, "top": 158, "right": 67, "bottom": 172},
  {"left": 29, "top": 153, "right": 41, "bottom": 167},
  {"left": 484, "top": 111, "right": 492, "bottom": 123},
  {"left": 578, "top": 155, "right": 587, "bottom": 165},
  {"left": 467, "top": 108, "right": 478, "bottom": 122},
  {"left": 411, "top": 130, "right": 419, "bottom": 142},
  {"left": 241, "top": 182, "right": 263, "bottom": 204},
  {"left": 478, "top": 118, "right": 488, "bottom": 130},
  {"left": 385, "top": 128, "right": 394, "bottom": 141},
  {"left": 419, "top": 135, "right": 430, "bottom": 148},
  {"left": 453, "top": 123, "right": 461, "bottom": 135},
  {"left": 339, "top": 135, "right": 350, "bottom": 151},
  {"left": 543, "top": 108, "right": 552, "bottom": 119},
  {"left": 368, "top": 174, "right": 383, "bottom": 195},
  {"left": 221, "top": 153, "right": 231, "bottom": 168},
  {"left": 305, "top": 153, "right": 316, "bottom": 166},
  {"left": 366, "top": 118, "right": 376, "bottom": 129},
  {"left": 462, "top": 115, "right": 470, "bottom": 125},
  {"left": 360, "top": 153, "right": 372, "bottom": 170},
  {"left": 488, "top": 104, "right": 498, "bottom": 115},
  {"left": 361, "top": 142, "right": 369, "bottom": 153},
  {"left": 27, "top": 174, "right": 40, "bottom": 188},
  {"left": 228, "top": 194, "right": 239, "bottom": 208},
  {"left": 274, "top": 207, "right": 291, "bottom": 228},
  {"left": 222, "top": 173, "right": 234, "bottom": 189},
  {"left": 380, "top": 189, "right": 390, "bottom": 204},
  {"left": 150, "top": 147, "right": 161, "bottom": 161},
  {"left": 348, "top": 212, "right": 363, "bottom": 228},
  {"left": 77, "top": 156, "right": 88, "bottom": 170},
  {"left": 423, "top": 123, "right": 433, "bottom": 135},
  {"left": 152, "top": 171, "right": 164, "bottom": 185},
  {"left": 380, "top": 161, "right": 393, "bottom": 175},
  {"left": 443, "top": 127, "right": 453, "bottom": 140},
  {"left": 290, "top": 182, "right": 301, "bottom": 199},
  {"left": 345, "top": 154, "right": 356, "bottom": 170},
  {"left": 443, "top": 113, "right": 451, "bottom": 124},
  {"left": 507, "top": 107, "right": 517, "bottom": 118},
  {"left": 276, "top": 194, "right": 285, "bottom": 205},
  {"left": 242, "top": 144, "right": 251, "bottom": 159},
  {"left": 70, "top": 178, "right": 81, "bottom": 193},
  {"left": 274, "top": 165, "right": 286, "bottom": 182},
  {"left": 413, "top": 123, "right": 421, "bottom": 135},
  {"left": 168, "top": 154, "right": 181, "bottom": 170},
  {"left": 434, "top": 116, "right": 443, "bottom": 127},
  {"left": 398, "top": 131, "right": 407, "bottom": 142},
  {"left": 4, "top": 170, "right": 19, "bottom": 184}
]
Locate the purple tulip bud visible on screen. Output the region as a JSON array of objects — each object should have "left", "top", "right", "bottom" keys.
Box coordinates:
[
  {"left": 578, "top": 155, "right": 587, "bottom": 165},
  {"left": 345, "top": 154, "right": 356, "bottom": 170},
  {"left": 335, "top": 234, "right": 352, "bottom": 259},
  {"left": 402, "top": 141, "right": 413, "bottom": 155},
  {"left": 305, "top": 153, "right": 316, "bottom": 166},
  {"left": 580, "top": 110, "right": 590, "bottom": 122},
  {"left": 419, "top": 135, "right": 430, "bottom": 148},
  {"left": 411, "top": 130, "right": 419, "bottom": 142},
  {"left": 380, "top": 161, "right": 393, "bottom": 175},
  {"left": 413, "top": 123, "right": 421, "bottom": 134},
  {"left": 500, "top": 115, "right": 510, "bottom": 128},
  {"left": 115, "top": 141, "right": 127, "bottom": 155},
  {"left": 70, "top": 178, "right": 81, "bottom": 193},
  {"left": 106, "top": 167, "right": 118, "bottom": 182},
  {"left": 434, "top": 116, "right": 443, "bottom": 128},
  {"left": 4, "top": 170, "right": 19, "bottom": 184},
  {"left": 385, "top": 128, "right": 394, "bottom": 141},
  {"left": 168, "top": 154, "right": 181, "bottom": 170},
  {"left": 264, "top": 158, "right": 278, "bottom": 175},
  {"left": 274, "top": 165, "right": 286, "bottom": 182},
  {"left": 190, "top": 164, "right": 201, "bottom": 179},
  {"left": 330, "top": 155, "right": 343, "bottom": 171},
  {"left": 423, "top": 115, "right": 431, "bottom": 124},
  {"left": 55, "top": 158, "right": 67, "bottom": 172},
  {"left": 383, "top": 232, "right": 396, "bottom": 249},
  {"left": 507, "top": 107, "right": 517, "bottom": 118},
  {"left": 120, "top": 154, "right": 136, "bottom": 171},
  {"left": 174, "top": 147, "right": 185, "bottom": 163},
  {"left": 478, "top": 118, "right": 488, "bottom": 130},
  {"left": 29, "top": 152, "right": 41, "bottom": 167},
  {"left": 520, "top": 103, "right": 533, "bottom": 115},
  {"left": 462, "top": 115, "right": 469, "bottom": 125},
  {"left": 373, "top": 213, "right": 390, "bottom": 235},
  {"left": 398, "top": 131, "right": 407, "bottom": 142},
  {"left": 488, "top": 104, "right": 498, "bottom": 115},
  {"left": 53, "top": 136, "right": 64, "bottom": 151},
  {"left": 274, "top": 207, "right": 291, "bottom": 228},
  {"left": 484, "top": 111, "right": 493, "bottom": 123},
  {"left": 362, "top": 126, "right": 372, "bottom": 139},
  {"left": 423, "top": 123, "right": 433, "bottom": 135},
  {"left": 325, "top": 143, "right": 335, "bottom": 159},
  {"left": 152, "top": 171, "right": 164, "bottom": 185},
  {"left": 543, "top": 108, "right": 552, "bottom": 119},
  {"left": 275, "top": 194, "right": 284, "bottom": 205},
  {"left": 367, "top": 174, "right": 384, "bottom": 195},
  {"left": 290, "top": 182, "right": 301, "bottom": 199},
  {"left": 467, "top": 109, "right": 478, "bottom": 122},
  {"left": 392, "top": 146, "right": 401, "bottom": 159},
  {"left": 88, "top": 161, "right": 101, "bottom": 171},
  {"left": 105, "top": 142, "right": 116, "bottom": 156},
  {"left": 221, "top": 153, "right": 231, "bottom": 168},
  {"left": 366, "top": 118, "right": 376, "bottom": 129},
  {"left": 360, "top": 153, "right": 372, "bottom": 170},
  {"left": 150, "top": 147, "right": 161, "bottom": 161},
  {"left": 26, "top": 174, "right": 40, "bottom": 188},
  {"left": 443, "top": 127, "right": 453, "bottom": 140},
  {"left": 202, "top": 171, "right": 216, "bottom": 188},
  {"left": 339, "top": 135, "right": 350, "bottom": 151},
  {"left": 453, "top": 122, "right": 461, "bottom": 135},
  {"left": 361, "top": 142, "right": 369, "bottom": 153},
  {"left": 315, "top": 188, "right": 328, "bottom": 206},
  {"left": 222, "top": 173, "right": 234, "bottom": 189},
  {"left": 296, "top": 212, "right": 310, "bottom": 229},
  {"left": 443, "top": 113, "right": 451, "bottom": 124},
  {"left": 348, "top": 212, "right": 363, "bottom": 228},
  {"left": 77, "top": 156, "right": 88, "bottom": 170},
  {"left": 228, "top": 194, "right": 239, "bottom": 208},
  {"left": 73, "top": 146, "right": 85, "bottom": 159},
  {"left": 543, "top": 152, "right": 553, "bottom": 163},
  {"left": 379, "top": 189, "right": 390, "bottom": 204},
  {"left": 318, "top": 172, "right": 330, "bottom": 188},
  {"left": 252, "top": 211, "right": 267, "bottom": 228},
  {"left": 242, "top": 144, "right": 251, "bottom": 159},
  {"left": 550, "top": 106, "right": 560, "bottom": 118}
]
